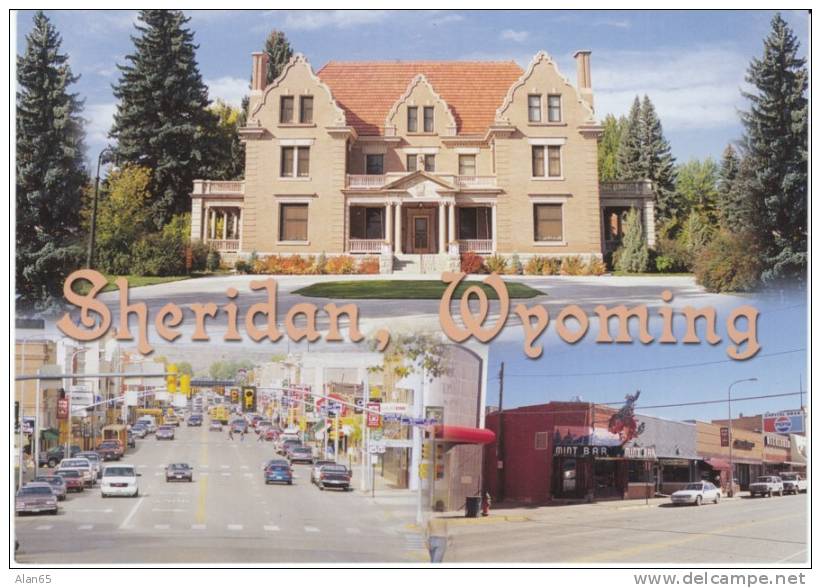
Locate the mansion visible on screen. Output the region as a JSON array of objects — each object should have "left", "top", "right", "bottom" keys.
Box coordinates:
[{"left": 190, "top": 50, "right": 656, "bottom": 271}]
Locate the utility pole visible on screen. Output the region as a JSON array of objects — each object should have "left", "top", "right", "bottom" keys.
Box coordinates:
[{"left": 497, "top": 362, "right": 505, "bottom": 502}]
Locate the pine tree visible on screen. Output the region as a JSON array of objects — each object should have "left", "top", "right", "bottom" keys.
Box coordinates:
[
  {"left": 617, "top": 97, "right": 643, "bottom": 180},
  {"left": 716, "top": 144, "right": 741, "bottom": 230},
  {"left": 110, "top": 10, "right": 216, "bottom": 229},
  {"left": 265, "top": 30, "right": 294, "bottom": 85},
  {"left": 16, "top": 11, "right": 87, "bottom": 308},
  {"left": 640, "top": 96, "right": 678, "bottom": 224},
  {"left": 738, "top": 13, "right": 808, "bottom": 282},
  {"left": 598, "top": 114, "right": 625, "bottom": 182},
  {"left": 615, "top": 208, "right": 649, "bottom": 273}
]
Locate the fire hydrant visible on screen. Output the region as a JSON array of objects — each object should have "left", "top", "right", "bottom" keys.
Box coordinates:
[{"left": 481, "top": 492, "right": 491, "bottom": 516}]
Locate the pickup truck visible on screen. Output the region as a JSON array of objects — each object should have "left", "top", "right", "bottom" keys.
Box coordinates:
[
  {"left": 96, "top": 440, "right": 124, "bottom": 461},
  {"left": 38, "top": 445, "right": 82, "bottom": 468},
  {"left": 779, "top": 472, "right": 807, "bottom": 494},
  {"left": 748, "top": 476, "right": 784, "bottom": 497}
]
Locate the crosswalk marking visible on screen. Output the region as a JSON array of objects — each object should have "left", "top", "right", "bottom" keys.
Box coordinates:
[
  {"left": 227, "top": 524, "right": 243, "bottom": 531},
  {"left": 78, "top": 524, "right": 94, "bottom": 530},
  {"left": 35, "top": 525, "right": 53, "bottom": 531},
  {"left": 240, "top": 465, "right": 249, "bottom": 469},
  {"left": 346, "top": 527, "right": 361, "bottom": 535},
  {"left": 191, "top": 524, "right": 206, "bottom": 530},
  {"left": 221, "top": 472, "right": 232, "bottom": 477},
  {"left": 154, "top": 524, "right": 170, "bottom": 530},
  {"left": 264, "top": 525, "right": 280, "bottom": 532},
  {"left": 220, "top": 465, "right": 230, "bottom": 469},
  {"left": 243, "top": 473, "right": 253, "bottom": 478},
  {"left": 304, "top": 526, "right": 320, "bottom": 533}
]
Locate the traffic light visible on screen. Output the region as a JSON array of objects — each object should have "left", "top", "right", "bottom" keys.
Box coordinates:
[
  {"left": 421, "top": 441, "right": 431, "bottom": 461},
  {"left": 167, "top": 364, "right": 178, "bottom": 394},
  {"left": 230, "top": 388, "right": 239, "bottom": 404},
  {"left": 242, "top": 386, "right": 256, "bottom": 413},
  {"left": 435, "top": 443, "right": 445, "bottom": 480},
  {"left": 180, "top": 374, "right": 191, "bottom": 397}
]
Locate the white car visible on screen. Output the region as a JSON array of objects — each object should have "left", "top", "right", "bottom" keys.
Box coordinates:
[
  {"left": 58, "top": 457, "right": 94, "bottom": 487},
  {"left": 77, "top": 452, "right": 103, "bottom": 479},
  {"left": 671, "top": 481, "right": 721, "bottom": 506},
  {"left": 101, "top": 464, "right": 140, "bottom": 497}
]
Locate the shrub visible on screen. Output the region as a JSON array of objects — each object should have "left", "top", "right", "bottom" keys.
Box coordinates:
[
  {"left": 325, "top": 255, "right": 357, "bottom": 274},
  {"left": 254, "top": 255, "right": 284, "bottom": 274},
  {"left": 190, "top": 240, "right": 210, "bottom": 271},
  {"left": 542, "top": 257, "right": 562, "bottom": 275},
  {"left": 131, "top": 233, "right": 186, "bottom": 276},
  {"left": 524, "top": 256, "right": 546, "bottom": 275},
  {"left": 460, "top": 251, "right": 486, "bottom": 274},
  {"left": 615, "top": 208, "right": 649, "bottom": 273},
  {"left": 655, "top": 234, "right": 691, "bottom": 272},
  {"left": 357, "top": 257, "right": 380, "bottom": 274},
  {"left": 654, "top": 255, "right": 676, "bottom": 273},
  {"left": 234, "top": 260, "right": 251, "bottom": 274},
  {"left": 508, "top": 253, "right": 523, "bottom": 275},
  {"left": 485, "top": 254, "right": 508, "bottom": 274},
  {"left": 280, "top": 254, "right": 312, "bottom": 275},
  {"left": 694, "top": 231, "right": 761, "bottom": 293},
  {"left": 313, "top": 251, "right": 328, "bottom": 274},
  {"left": 206, "top": 250, "right": 221, "bottom": 272},
  {"left": 584, "top": 257, "right": 607, "bottom": 276},
  {"left": 560, "top": 255, "right": 585, "bottom": 276}
]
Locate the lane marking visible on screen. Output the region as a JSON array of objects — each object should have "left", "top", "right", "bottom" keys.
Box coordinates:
[
  {"left": 35, "top": 525, "right": 53, "bottom": 531},
  {"left": 195, "top": 476, "right": 207, "bottom": 525},
  {"left": 240, "top": 465, "right": 249, "bottom": 470},
  {"left": 78, "top": 524, "right": 94, "bottom": 530},
  {"left": 304, "top": 526, "right": 320, "bottom": 533},
  {"left": 221, "top": 472, "right": 232, "bottom": 477},
  {"left": 220, "top": 465, "right": 230, "bottom": 469},
  {"left": 228, "top": 524, "right": 243, "bottom": 531},
  {"left": 119, "top": 496, "right": 145, "bottom": 529},
  {"left": 151, "top": 508, "right": 185, "bottom": 513},
  {"left": 76, "top": 508, "right": 113, "bottom": 513},
  {"left": 346, "top": 527, "right": 361, "bottom": 534},
  {"left": 154, "top": 524, "right": 170, "bottom": 530},
  {"left": 191, "top": 524, "right": 207, "bottom": 531},
  {"left": 264, "top": 525, "right": 280, "bottom": 532},
  {"left": 243, "top": 473, "right": 253, "bottom": 478}
]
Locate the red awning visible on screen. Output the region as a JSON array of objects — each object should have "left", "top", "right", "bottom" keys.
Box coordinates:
[
  {"left": 704, "top": 457, "right": 731, "bottom": 470},
  {"left": 434, "top": 425, "right": 495, "bottom": 445}
]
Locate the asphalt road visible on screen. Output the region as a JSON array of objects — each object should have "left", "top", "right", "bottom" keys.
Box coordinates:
[
  {"left": 445, "top": 492, "right": 808, "bottom": 564},
  {"left": 14, "top": 422, "right": 426, "bottom": 564}
]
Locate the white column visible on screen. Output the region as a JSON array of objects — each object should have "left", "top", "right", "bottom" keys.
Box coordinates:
[
  {"left": 222, "top": 210, "right": 228, "bottom": 240},
  {"left": 209, "top": 207, "right": 215, "bottom": 241},
  {"left": 232, "top": 210, "right": 238, "bottom": 240},
  {"left": 448, "top": 203, "right": 456, "bottom": 247},
  {"left": 491, "top": 203, "right": 497, "bottom": 253},
  {"left": 644, "top": 199, "right": 656, "bottom": 248},
  {"left": 385, "top": 203, "right": 393, "bottom": 249},
  {"left": 395, "top": 202, "right": 403, "bottom": 254},
  {"left": 438, "top": 202, "right": 446, "bottom": 254}
]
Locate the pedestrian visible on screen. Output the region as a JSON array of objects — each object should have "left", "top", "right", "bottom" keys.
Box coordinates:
[
  {"left": 240, "top": 430, "right": 245, "bottom": 442},
  {"left": 228, "top": 428, "right": 234, "bottom": 441},
  {"left": 426, "top": 517, "right": 449, "bottom": 563},
  {"left": 257, "top": 429, "right": 264, "bottom": 442}
]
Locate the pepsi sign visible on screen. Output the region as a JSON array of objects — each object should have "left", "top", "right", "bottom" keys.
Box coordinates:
[{"left": 762, "top": 410, "right": 804, "bottom": 434}]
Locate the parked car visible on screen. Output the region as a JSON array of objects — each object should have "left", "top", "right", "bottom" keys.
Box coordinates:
[
  {"left": 670, "top": 481, "right": 721, "bottom": 505},
  {"left": 311, "top": 460, "right": 339, "bottom": 485},
  {"left": 127, "top": 431, "right": 136, "bottom": 448},
  {"left": 33, "top": 475, "right": 67, "bottom": 501},
  {"left": 288, "top": 446, "right": 315, "bottom": 465},
  {"left": 315, "top": 464, "right": 353, "bottom": 491},
  {"left": 749, "top": 476, "right": 784, "bottom": 497},
  {"left": 58, "top": 458, "right": 94, "bottom": 487},
  {"left": 779, "top": 472, "right": 807, "bottom": 494},
  {"left": 156, "top": 426, "right": 175, "bottom": 440},
  {"left": 76, "top": 452, "right": 103, "bottom": 479},
  {"left": 264, "top": 460, "right": 293, "bottom": 485},
  {"left": 16, "top": 483, "right": 58, "bottom": 515},
  {"left": 38, "top": 445, "right": 82, "bottom": 468},
  {"left": 96, "top": 440, "right": 124, "bottom": 461},
  {"left": 54, "top": 469, "right": 85, "bottom": 492},
  {"left": 209, "top": 421, "right": 223, "bottom": 432},
  {"left": 100, "top": 464, "right": 140, "bottom": 497},
  {"left": 164, "top": 415, "right": 180, "bottom": 427},
  {"left": 165, "top": 463, "right": 194, "bottom": 482},
  {"left": 131, "top": 424, "right": 148, "bottom": 439}
]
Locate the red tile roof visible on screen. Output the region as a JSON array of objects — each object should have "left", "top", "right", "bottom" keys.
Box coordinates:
[{"left": 316, "top": 61, "right": 524, "bottom": 136}]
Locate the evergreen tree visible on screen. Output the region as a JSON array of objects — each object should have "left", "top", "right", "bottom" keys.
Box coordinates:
[
  {"left": 615, "top": 208, "right": 649, "bottom": 273},
  {"left": 110, "top": 10, "right": 216, "bottom": 229},
  {"left": 640, "top": 96, "right": 678, "bottom": 224},
  {"left": 207, "top": 100, "right": 245, "bottom": 180},
  {"left": 617, "top": 97, "right": 643, "bottom": 180},
  {"left": 265, "top": 29, "right": 294, "bottom": 85},
  {"left": 716, "top": 144, "right": 741, "bottom": 230},
  {"left": 16, "top": 11, "right": 87, "bottom": 308},
  {"left": 598, "top": 114, "right": 625, "bottom": 182},
  {"left": 738, "top": 13, "right": 808, "bottom": 282},
  {"left": 675, "top": 158, "right": 719, "bottom": 223}
]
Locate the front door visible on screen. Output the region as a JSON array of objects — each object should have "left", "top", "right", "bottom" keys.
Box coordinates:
[{"left": 405, "top": 208, "right": 436, "bottom": 253}]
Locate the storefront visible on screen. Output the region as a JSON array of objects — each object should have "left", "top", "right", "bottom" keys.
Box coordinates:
[
  {"left": 696, "top": 421, "right": 763, "bottom": 491},
  {"left": 762, "top": 433, "right": 792, "bottom": 475}
]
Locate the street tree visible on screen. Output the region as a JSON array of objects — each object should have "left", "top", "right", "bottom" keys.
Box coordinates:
[
  {"left": 615, "top": 208, "right": 649, "bottom": 273},
  {"left": 598, "top": 114, "right": 625, "bottom": 182},
  {"left": 716, "top": 144, "right": 741, "bottom": 231},
  {"left": 110, "top": 9, "right": 217, "bottom": 229},
  {"left": 16, "top": 11, "right": 87, "bottom": 308},
  {"left": 617, "top": 97, "right": 643, "bottom": 181}
]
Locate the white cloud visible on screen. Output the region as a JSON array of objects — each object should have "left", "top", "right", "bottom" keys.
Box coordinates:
[
  {"left": 429, "top": 12, "right": 464, "bottom": 26},
  {"left": 84, "top": 103, "right": 116, "bottom": 146},
  {"left": 205, "top": 76, "right": 249, "bottom": 108},
  {"left": 595, "top": 19, "right": 631, "bottom": 29},
  {"left": 592, "top": 46, "right": 750, "bottom": 131},
  {"left": 282, "top": 10, "right": 389, "bottom": 31},
  {"left": 500, "top": 29, "right": 529, "bottom": 43}
]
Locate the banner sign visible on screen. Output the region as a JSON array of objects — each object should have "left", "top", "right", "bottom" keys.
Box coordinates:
[
  {"left": 762, "top": 410, "right": 804, "bottom": 434},
  {"left": 366, "top": 402, "right": 381, "bottom": 428},
  {"left": 720, "top": 427, "right": 730, "bottom": 447},
  {"left": 57, "top": 398, "right": 69, "bottom": 420}
]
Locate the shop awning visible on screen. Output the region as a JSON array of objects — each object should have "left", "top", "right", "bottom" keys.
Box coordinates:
[
  {"left": 434, "top": 425, "right": 495, "bottom": 445},
  {"left": 41, "top": 429, "right": 59, "bottom": 442},
  {"left": 704, "top": 457, "right": 730, "bottom": 470}
]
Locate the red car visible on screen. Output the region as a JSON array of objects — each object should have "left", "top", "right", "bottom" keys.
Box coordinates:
[
  {"left": 55, "top": 469, "right": 85, "bottom": 492},
  {"left": 263, "top": 427, "right": 278, "bottom": 441},
  {"left": 96, "top": 440, "right": 123, "bottom": 461}
]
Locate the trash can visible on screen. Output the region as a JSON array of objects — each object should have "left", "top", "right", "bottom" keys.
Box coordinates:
[{"left": 465, "top": 495, "right": 482, "bottom": 518}]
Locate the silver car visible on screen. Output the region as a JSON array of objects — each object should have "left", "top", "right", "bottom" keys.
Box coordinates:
[
  {"left": 16, "top": 483, "right": 58, "bottom": 515},
  {"left": 77, "top": 452, "right": 103, "bottom": 479}
]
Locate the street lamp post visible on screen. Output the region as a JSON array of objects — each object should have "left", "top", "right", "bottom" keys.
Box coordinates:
[
  {"left": 87, "top": 146, "right": 116, "bottom": 269},
  {"left": 727, "top": 378, "right": 757, "bottom": 497}
]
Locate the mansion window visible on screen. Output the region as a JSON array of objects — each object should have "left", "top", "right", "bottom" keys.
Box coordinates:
[
  {"left": 366, "top": 154, "right": 384, "bottom": 175},
  {"left": 457, "top": 207, "right": 492, "bottom": 240},
  {"left": 531, "top": 145, "right": 562, "bottom": 178},
  {"left": 528, "top": 94, "right": 542, "bottom": 122},
  {"left": 407, "top": 154, "right": 417, "bottom": 172},
  {"left": 547, "top": 94, "right": 562, "bottom": 122},
  {"left": 280, "top": 146, "right": 310, "bottom": 177},
  {"left": 280, "top": 96, "right": 294, "bottom": 123},
  {"left": 458, "top": 154, "right": 476, "bottom": 176},
  {"left": 407, "top": 106, "right": 418, "bottom": 132},
  {"left": 533, "top": 203, "right": 563, "bottom": 242},
  {"left": 279, "top": 203, "right": 308, "bottom": 242},
  {"left": 299, "top": 96, "right": 314, "bottom": 124},
  {"left": 424, "top": 154, "right": 436, "bottom": 172},
  {"left": 423, "top": 106, "right": 434, "bottom": 133},
  {"left": 349, "top": 206, "right": 385, "bottom": 240}
]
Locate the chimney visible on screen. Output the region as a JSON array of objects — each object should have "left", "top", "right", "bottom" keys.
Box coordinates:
[
  {"left": 573, "top": 50, "right": 593, "bottom": 108},
  {"left": 251, "top": 52, "right": 269, "bottom": 93}
]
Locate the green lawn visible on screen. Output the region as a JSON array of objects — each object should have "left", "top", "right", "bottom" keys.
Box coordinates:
[
  {"left": 611, "top": 272, "right": 694, "bottom": 277},
  {"left": 74, "top": 274, "right": 196, "bottom": 294},
  {"left": 294, "top": 279, "right": 544, "bottom": 300}
]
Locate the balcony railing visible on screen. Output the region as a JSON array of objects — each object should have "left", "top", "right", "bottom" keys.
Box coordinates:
[
  {"left": 208, "top": 239, "right": 240, "bottom": 252},
  {"left": 348, "top": 239, "right": 384, "bottom": 254},
  {"left": 346, "top": 173, "right": 499, "bottom": 189},
  {"left": 346, "top": 174, "right": 386, "bottom": 189},
  {"left": 458, "top": 239, "right": 493, "bottom": 253},
  {"left": 193, "top": 180, "right": 245, "bottom": 195},
  {"left": 600, "top": 180, "right": 654, "bottom": 196},
  {"left": 455, "top": 175, "right": 497, "bottom": 188}
]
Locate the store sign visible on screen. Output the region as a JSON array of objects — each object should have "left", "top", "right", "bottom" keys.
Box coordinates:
[
  {"left": 733, "top": 439, "right": 755, "bottom": 451},
  {"left": 380, "top": 403, "right": 410, "bottom": 415},
  {"left": 764, "top": 434, "right": 790, "bottom": 449},
  {"left": 763, "top": 410, "right": 804, "bottom": 434},
  {"left": 366, "top": 402, "right": 381, "bottom": 428},
  {"left": 623, "top": 446, "right": 657, "bottom": 459},
  {"left": 720, "top": 427, "right": 730, "bottom": 447},
  {"left": 57, "top": 398, "right": 69, "bottom": 420},
  {"left": 553, "top": 445, "right": 621, "bottom": 458}
]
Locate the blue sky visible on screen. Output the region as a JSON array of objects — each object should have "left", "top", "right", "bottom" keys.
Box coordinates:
[
  {"left": 487, "top": 289, "right": 808, "bottom": 423},
  {"left": 15, "top": 9, "right": 808, "bottom": 167}
]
